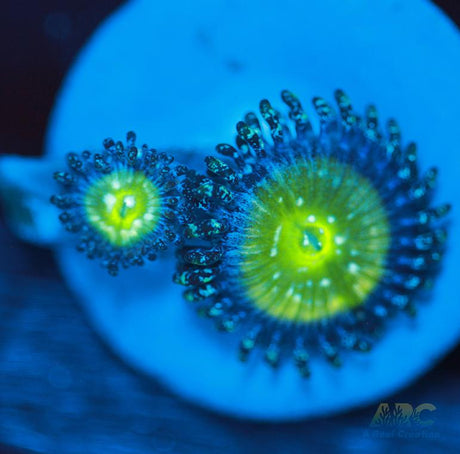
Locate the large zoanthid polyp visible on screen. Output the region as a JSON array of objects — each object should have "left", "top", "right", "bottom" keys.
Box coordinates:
[{"left": 176, "top": 90, "right": 450, "bottom": 375}]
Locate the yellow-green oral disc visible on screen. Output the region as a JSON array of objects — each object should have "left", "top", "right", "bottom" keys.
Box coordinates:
[
  {"left": 84, "top": 169, "right": 161, "bottom": 247},
  {"left": 239, "top": 157, "right": 391, "bottom": 322}
]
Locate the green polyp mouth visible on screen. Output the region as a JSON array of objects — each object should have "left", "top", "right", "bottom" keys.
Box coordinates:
[
  {"left": 239, "top": 157, "right": 391, "bottom": 323},
  {"left": 279, "top": 217, "right": 334, "bottom": 268},
  {"left": 83, "top": 169, "right": 162, "bottom": 247},
  {"left": 301, "top": 226, "right": 324, "bottom": 255}
]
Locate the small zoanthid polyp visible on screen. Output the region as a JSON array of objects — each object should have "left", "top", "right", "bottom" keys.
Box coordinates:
[
  {"left": 175, "top": 89, "right": 450, "bottom": 376},
  {"left": 52, "top": 132, "right": 187, "bottom": 275}
]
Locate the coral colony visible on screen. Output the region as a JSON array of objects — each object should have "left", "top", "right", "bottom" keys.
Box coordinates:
[{"left": 53, "top": 90, "right": 450, "bottom": 374}]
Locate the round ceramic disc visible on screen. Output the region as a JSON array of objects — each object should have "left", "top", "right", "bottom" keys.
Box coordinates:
[{"left": 42, "top": 0, "right": 460, "bottom": 420}]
